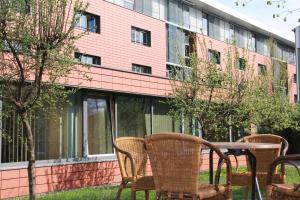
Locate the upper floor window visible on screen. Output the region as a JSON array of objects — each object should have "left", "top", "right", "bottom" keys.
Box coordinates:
[
  {"left": 258, "top": 64, "right": 267, "bottom": 75},
  {"left": 76, "top": 12, "right": 100, "bottom": 33},
  {"left": 131, "top": 26, "right": 151, "bottom": 46},
  {"left": 75, "top": 52, "right": 101, "bottom": 66},
  {"left": 132, "top": 63, "right": 152, "bottom": 74},
  {"left": 294, "top": 73, "right": 297, "bottom": 83},
  {"left": 208, "top": 49, "right": 221, "bottom": 64},
  {"left": 238, "top": 58, "right": 246, "bottom": 70},
  {"left": 294, "top": 94, "right": 298, "bottom": 103}
]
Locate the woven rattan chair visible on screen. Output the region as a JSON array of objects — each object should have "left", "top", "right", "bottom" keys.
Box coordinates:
[
  {"left": 266, "top": 154, "right": 300, "bottom": 200},
  {"left": 231, "top": 134, "right": 288, "bottom": 199},
  {"left": 145, "top": 133, "right": 232, "bottom": 200},
  {"left": 114, "top": 137, "right": 155, "bottom": 200}
]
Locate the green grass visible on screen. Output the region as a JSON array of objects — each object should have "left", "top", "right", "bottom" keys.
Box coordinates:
[{"left": 25, "top": 166, "right": 299, "bottom": 200}]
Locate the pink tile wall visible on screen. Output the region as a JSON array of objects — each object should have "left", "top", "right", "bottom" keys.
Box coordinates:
[{"left": 75, "top": 0, "right": 167, "bottom": 77}]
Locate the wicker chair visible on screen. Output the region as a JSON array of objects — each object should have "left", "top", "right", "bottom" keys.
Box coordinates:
[
  {"left": 266, "top": 154, "right": 300, "bottom": 200},
  {"left": 145, "top": 133, "right": 232, "bottom": 200},
  {"left": 114, "top": 137, "right": 155, "bottom": 200},
  {"left": 231, "top": 134, "right": 288, "bottom": 200}
]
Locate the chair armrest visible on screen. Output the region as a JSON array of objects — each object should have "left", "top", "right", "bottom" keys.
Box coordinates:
[
  {"left": 267, "top": 154, "right": 300, "bottom": 186},
  {"left": 113, "top": 142, "right": 137, "bottom": 178},
  {"left": 202, "top": 140, "right": 232, "bottom": 191}
]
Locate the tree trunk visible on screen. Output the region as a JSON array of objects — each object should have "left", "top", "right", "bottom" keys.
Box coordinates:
[{"left": 21, "top": 113, "right": 36, "bottom": 200}]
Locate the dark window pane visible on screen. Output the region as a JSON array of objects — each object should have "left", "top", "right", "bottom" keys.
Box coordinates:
[
  {"left": 208, "top": 49, "right": 221, "bottom": 64},
  {"left": 132, "top": 64, "right": 152, "bottom": 74},
  {"left": 238, "top": 58, "right": 246, "bottom": 70},
  {"left": 75, "top": 52, "right": 101, "bottom": 66},
  {"left": 152, "top": 99, "right": 181, "bottom": 133},
  {"left": 258, "top": 64, "right": 266, "bottom": 75},
  {"left": 117, "top": 95, "right": 151, "bottom": 137}
]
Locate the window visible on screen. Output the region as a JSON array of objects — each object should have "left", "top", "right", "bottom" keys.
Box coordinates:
[
  {"left": 116, "top": 95, "right": 151, "bottom": 137},
  {"left": 183, "top": 4, "right": 190, "bottom": 28},
  {"left": 132, "top": 64, "right": 152, "bottom": 74},
  {"left": 258, "top": 64, "right": 267, "bottom": 75},
  {"left": 134, "top": 0, "right": 152, "bottom": 16},
  {"left": 1, "top": 94, "right": 83, "bottom": 163},
  {"left": 85, "top": 97, "right": 113, "bottom": 155},
  {"left": 294, "top": 73, "right": 297, "bottom": 83},
  {"left": 237, "top": 58, "right": 246, "bottom": 70},
  {"left": 166, "top": 65, "right": 192, "bottom": 80},
  {"left": 75, "top": 52, "right": 101, "bottom": 66},
  {"left": 76, "top": 12, "right": 100, "bottom": 33},
  {"left": 208, "top": 49, "right": 221, "bottom": 64},
  {"left": 256, "top": 35, "right": 269, "bottom": 56},
  {"left": 152, "top": 99, "right": 181, "bottom": 133},
  {"left": 294, "top": 95, "right": 298, "bottom": 103},
  {"left": 131, "top": 27, "right": 151, "bottom": 46}
]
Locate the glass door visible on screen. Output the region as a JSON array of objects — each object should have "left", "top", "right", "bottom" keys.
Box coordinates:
[{"left": 84, "top": 96, "right": 113, "bottom": 156}]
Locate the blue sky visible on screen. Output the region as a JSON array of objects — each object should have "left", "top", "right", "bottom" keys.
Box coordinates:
[{"left": 214, "top": 0, "right": 300, "bottom": 40}]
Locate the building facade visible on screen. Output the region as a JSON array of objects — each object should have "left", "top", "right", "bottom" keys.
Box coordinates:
[{"left": 0, "top": 0, "right": 297, "bottom": 198}]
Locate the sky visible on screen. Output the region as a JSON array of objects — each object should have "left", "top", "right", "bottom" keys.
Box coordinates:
[{"left": 214, "top": 0, "right": 300, "bottom": 40}]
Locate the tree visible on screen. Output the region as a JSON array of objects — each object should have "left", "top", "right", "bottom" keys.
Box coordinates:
[
  {"left": 167, "top": 36, "right": 258, "bottom": 141},
  {"left": 235, "top": 0, "right": 300, "bottom": 22},
  {"left": 167, "top": 35, "right": 299, "bottom": 141},
  {"left": 0, "top": 0, "right": 86, "bottom": 199}
]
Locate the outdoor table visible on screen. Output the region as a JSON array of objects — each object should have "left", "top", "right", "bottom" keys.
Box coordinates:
[{"left": 206, "top": 142, "right": 281, "bottom": 200}]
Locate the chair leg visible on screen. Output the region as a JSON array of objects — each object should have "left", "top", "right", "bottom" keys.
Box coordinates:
[
  {"left": 155, "top": 191, "right": 161, "bottom": 200},
  {"left": 244, "top": 186, "right": 249, "bottom": 200},
  {"left": 115, "top": 181, "right": 125, "bottom": 200},
  {"left": 131, "top": 188, "right": 136, "bottom": 200},
  {"left": 145, "top": 190, "right": 149, "bottom": 200}
]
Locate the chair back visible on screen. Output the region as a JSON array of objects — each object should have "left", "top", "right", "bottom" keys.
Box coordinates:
[
  {"left": 241, "top": 134, "right": 288, "bottom": 173},
  {"left": 114, "top": 137, "right": 147, "bottom": 179},
  {"left": 145, "top": 133, "right": 201, "bottom": 195}
]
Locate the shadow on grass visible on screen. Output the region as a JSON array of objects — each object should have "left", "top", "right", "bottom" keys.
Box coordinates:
[{"left": 34, "top": 166, "right": 299, "bottom": 200}]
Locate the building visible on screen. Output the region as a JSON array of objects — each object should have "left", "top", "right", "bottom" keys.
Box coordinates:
[{"left": 0, "top": 0, "right": 297, "bottom": 198}]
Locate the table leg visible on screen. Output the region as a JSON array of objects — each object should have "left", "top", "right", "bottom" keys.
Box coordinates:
[
  {"left": 246, "top": 150, "right": 262, "bottom": 200},
  {"left": 209, "top": 149, "right": 214, "bottom": 184}
]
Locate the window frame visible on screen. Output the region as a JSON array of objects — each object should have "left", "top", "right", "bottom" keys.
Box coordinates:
[
  {"left": 208, "top": 49, "right": 221, "bottom": 64},
  {"left": 258, "top": 64, "right": 267, "bottom": 76},
  {"left": 76, "top": 11, "right": 100, "bottom": 34},
  {"left": 131, "top": 26, "right": 151, "bottom": 47},
  {"left": 83, "top": 95, "right": 115, "bottom": 158},
  {"left": 132, "top": 63, "right": 152, "bottom": 74},
  {"left": 75, "top": 52, "right": 101, "bottom": 66},
  {"left": 237, "top": 58, "right": 246, "bottom": 70}
]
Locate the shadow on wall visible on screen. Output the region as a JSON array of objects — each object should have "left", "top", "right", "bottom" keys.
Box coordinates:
[{"left": 44, "top": 161, "right": 119, "bottom": 193}]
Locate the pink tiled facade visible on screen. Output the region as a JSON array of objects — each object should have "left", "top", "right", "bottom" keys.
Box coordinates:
[{"left": 0, "top": 0, "right": 297, "bottom": 199}]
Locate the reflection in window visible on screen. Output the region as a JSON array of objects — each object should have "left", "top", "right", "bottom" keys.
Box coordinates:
[
  {"left": 117, "top": 95, "right": 151, "bottom": 137},
  {"left": 75, "top": 12, "right": 100, "bottom": 33},
  {"left": 208, "top": 49, "right": 221, "bottom": 64},
  {"left": 87, "top": 97, "right": 113, "bottom": 155},
  {"left": 1, "top": 95, "right": 83, "bottom": 163},
  {"left": 152, "top": 99, "right": 180, "bottom": 133}
]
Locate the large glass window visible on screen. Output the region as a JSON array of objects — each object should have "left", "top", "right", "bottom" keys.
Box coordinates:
[
  {"left": 117, "top": 95, "right": 151, "bottom": 137},
  {"left": 256, "top": 35, "right": 269, "bottom": 56},
  {"left": 1, "top": 94, "right": 83, "bottom": 163},
  {"left": 86, "top": 97, "right": 113, "bottom": 155},
  {"left": 152, "top": 99, "right": 180, "bottom": 133}
]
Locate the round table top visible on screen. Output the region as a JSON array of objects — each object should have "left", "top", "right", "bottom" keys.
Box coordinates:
[{"left": 208, "top": 142, "right": 281, "bottom": 149}]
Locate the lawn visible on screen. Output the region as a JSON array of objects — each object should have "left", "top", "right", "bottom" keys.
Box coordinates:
[{"left": 32, "top": 166, "right": 299, "bottom": 200}]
